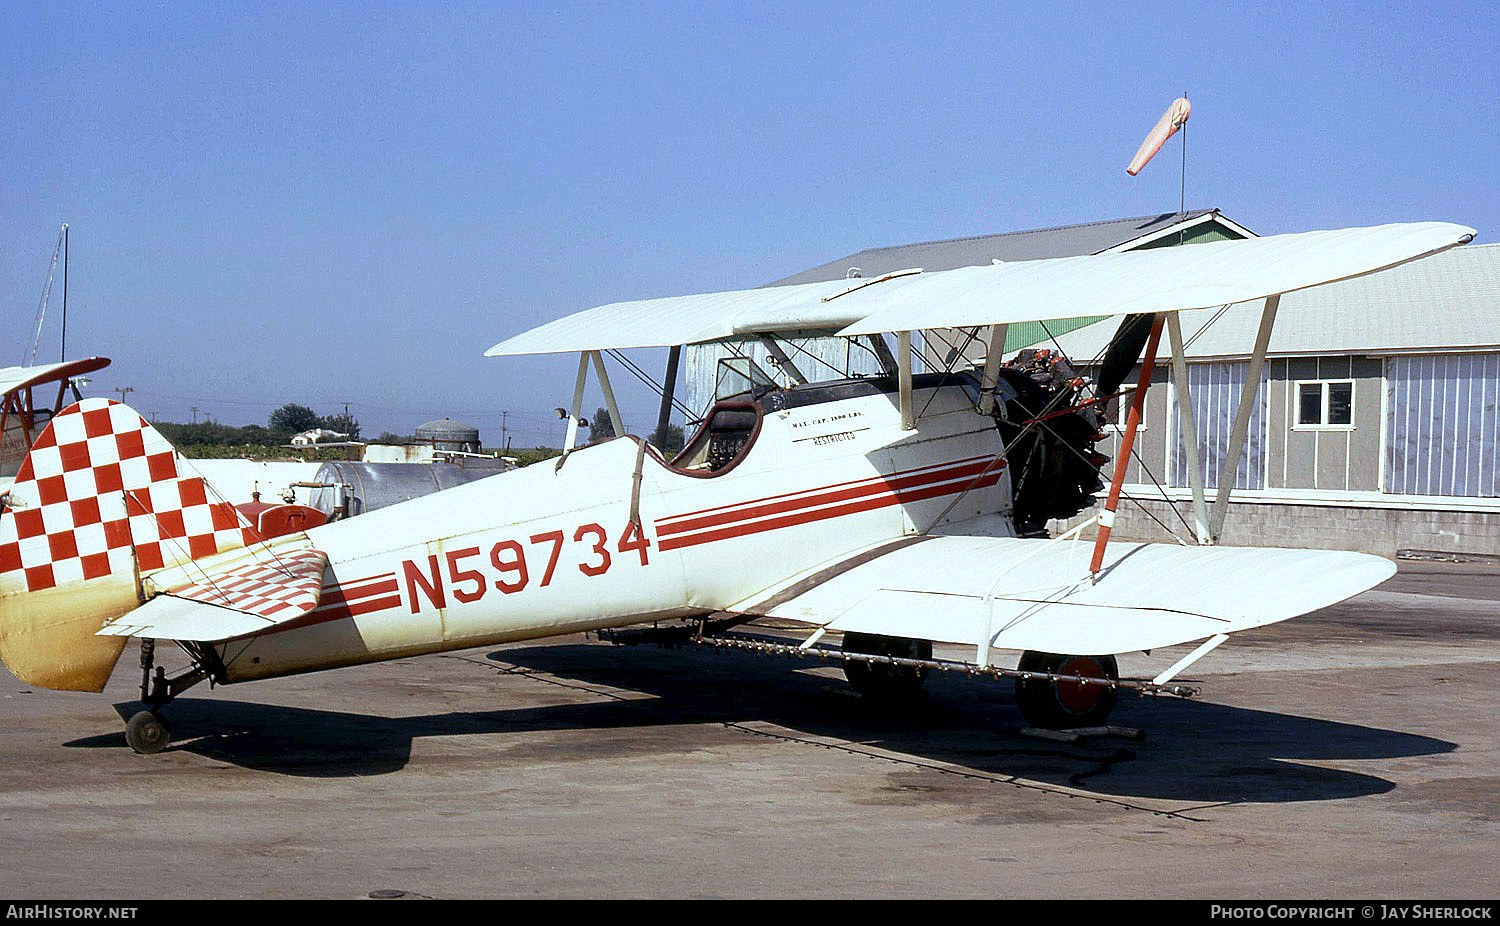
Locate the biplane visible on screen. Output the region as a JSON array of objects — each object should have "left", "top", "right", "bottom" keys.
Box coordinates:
[
  {"left": 0, "top": 356, "right": 110, "bottom": 495},
  {"left": 0, "top": 222, "right": 1475, "bottom": 753}
]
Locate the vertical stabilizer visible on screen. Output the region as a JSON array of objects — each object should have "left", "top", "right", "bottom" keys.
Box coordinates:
[{"left": 0, "top": 399, "right": 259, "bottom": 691}]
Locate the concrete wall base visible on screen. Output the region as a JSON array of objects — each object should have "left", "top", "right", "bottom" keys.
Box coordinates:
[{"left": 1051, "top": 499, "right": 1500, "bottom": 558}]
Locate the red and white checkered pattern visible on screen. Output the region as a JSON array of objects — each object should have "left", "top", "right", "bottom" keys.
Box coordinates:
[
  {"left": 0, "top": 399, "right": 259, "bottom": 591},
  {"left": 166, "top": 548, "right": 326, "bottom": 620}
]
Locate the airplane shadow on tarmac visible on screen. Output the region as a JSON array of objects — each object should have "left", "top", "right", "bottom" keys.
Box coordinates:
[{"left": 65, "top": 640, "right": 1455, "bottom": 806}]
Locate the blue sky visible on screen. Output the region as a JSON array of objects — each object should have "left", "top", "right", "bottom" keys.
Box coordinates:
[{"left": 4, "top": 1, "right": 1496, "bottom": 445}]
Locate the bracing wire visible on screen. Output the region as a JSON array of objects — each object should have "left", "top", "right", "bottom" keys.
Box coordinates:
[
  {"left": 604, "top": 349, "right": 694, "bottom": 421},
  {"left": 24, "top": 228, "right": 66, "bottom": 366}
]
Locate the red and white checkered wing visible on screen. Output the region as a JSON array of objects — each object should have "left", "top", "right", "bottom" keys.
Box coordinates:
[
  {"left": 94, "top": 547, "right": 329, "bottom": 642},
  {"left": 0, "top": 399, "right": 260, "bottom": 592},
  {"left": 166, "top": 548, "right": 325, "bottom": 620}
]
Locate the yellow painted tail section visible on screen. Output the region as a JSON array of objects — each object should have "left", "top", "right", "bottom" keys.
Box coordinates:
[
  {"left": 0, "top": 577, "right": 136, "bottom": 691},
  {"left": 0, "top": 399, "right": 262, "bottom": 691}
]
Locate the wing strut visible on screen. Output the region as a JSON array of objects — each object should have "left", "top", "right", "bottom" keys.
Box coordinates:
[
  {"left": 976, "top": 324, "right": 1010, "bottom": 416},
  {"left": 561, "top": 352, "right": 589, "bottom": 453},
  {"left": 558, "top": 350, "right": 626, "bottom": 462},
  {"left": 1166, "top": 311, "right": 1212, "bottom": 544},
  {"left": 1207, "top": 294, "right": 1279, "bottom": 540},
  {"left": 653, "top": 345, "right": 682, "bottom": 446},
  {"left": 1089, "top": 314, "right": 1166, "bottom": 575},
  {"left": 897, "top": 331, "right": 914, "bottom": 429},
  {"left": 1151, "top": 633, "right": 1229, "bottom": 686}
]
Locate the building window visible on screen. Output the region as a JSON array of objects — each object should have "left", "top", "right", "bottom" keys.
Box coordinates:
[
  {"left": 1101, "top": 386, "right": 1145, "bottom": 430},
  {"left": 1294, "top": 380, "right": 1354, "bottom": 429}
]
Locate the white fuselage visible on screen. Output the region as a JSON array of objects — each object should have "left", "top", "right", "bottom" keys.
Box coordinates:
[{"left": 219, "top": 383, "right": 1013, "bottom": 682}]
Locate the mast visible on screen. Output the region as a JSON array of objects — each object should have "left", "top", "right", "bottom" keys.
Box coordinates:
[{"left": 60, "top": 224, "right": 69, "bottom": 362}]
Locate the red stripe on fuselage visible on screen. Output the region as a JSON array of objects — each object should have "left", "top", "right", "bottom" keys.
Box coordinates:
[
  {"left": 656, "top": 455, "right": 995, "bottom": 527},
  {"left": 252, "top": 574, "right": 402, "bottom": 636},
  {"left": 656, "top": 457, "right": 1001, "bottom": 539},
  {"left": 318, "top": 576, "right": 399, "bottom": 606},
  {"left": 657, "top": 468, "right": 1003, "bottom": 552}
]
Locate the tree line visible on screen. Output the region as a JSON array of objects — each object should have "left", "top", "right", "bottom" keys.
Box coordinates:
[
  {"left": 150, "top": 402, "right": 686, "bottom": 460},
  {"left": 154, "top": 403, "right": 361, "bottom": 448},
  {"left": 586, "top": 406, "right": 684, "bottom": 453}
]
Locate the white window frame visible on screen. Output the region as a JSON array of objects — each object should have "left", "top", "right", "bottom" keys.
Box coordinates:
[
  {"left": 1292, "top": 379, "right": 1356, "bottom": 431},
  {"left": 1101, "top": 384, "right": 1147, "bottom": 431}
]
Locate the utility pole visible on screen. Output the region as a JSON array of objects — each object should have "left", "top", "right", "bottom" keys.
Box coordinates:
[
  {"left": 500, "top": 410, "right": 509, "bottom": 449},
  {"left": 113, "top": 386, "right": 133, "bottom": 406},
  {"left": 190, "top": 406, "right": 199, "bottom": 424}
]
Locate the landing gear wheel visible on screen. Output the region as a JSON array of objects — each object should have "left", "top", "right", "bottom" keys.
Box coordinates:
[
  {"left": 1014, "top": 651, "right": 1119, "bottom": 729},
  {"left": 125, "top": 710, "right": 172, "bottom": 754},
  {"left": 842, "top": 633, "right": 932, "bottom": 703}
]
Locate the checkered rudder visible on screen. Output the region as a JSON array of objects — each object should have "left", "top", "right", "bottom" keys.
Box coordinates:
[{"left": 0, "top": 399, "right": 259, "bottom": 592}]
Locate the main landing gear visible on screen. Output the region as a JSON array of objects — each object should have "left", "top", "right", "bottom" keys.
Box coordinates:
[
  {"left": 840, "top": 635, "right": 1121, "bottom": 728},
  {"left": 123, "top": 638, "right": 218, "bottom": 754},
  {"left": 602, "top": 620, "right": 1176, "bottom": 730},
  {"left": 1013, "top": 650, "right": 1120, "bottom": 729}
]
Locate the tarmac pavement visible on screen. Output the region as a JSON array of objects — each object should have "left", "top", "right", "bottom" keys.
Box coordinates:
[{"left": 0, "top": 561, "right": 1496, "bottom": 899}]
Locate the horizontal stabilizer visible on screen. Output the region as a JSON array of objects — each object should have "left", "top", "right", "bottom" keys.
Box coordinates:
[
  {"left": 749, "top": 536, "right": 1395, "bottom": 655},
  {"left": 98, "top": 547, "right": 327, "bottom": 642}
]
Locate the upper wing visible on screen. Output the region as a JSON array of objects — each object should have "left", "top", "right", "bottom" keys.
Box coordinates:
[
  {"left": 97, "top": 546, "right": 327, "bottom": 642},
  {"left": 735, "top": 535, "right": 1394, "bottom": 655},
  {"left": 0, "top": 357, "right": 111, "bottom": 399},
  {"left": 837, "top": 222, "right": 1470, "bottom": 335},
  {"left": 484, "top": 222, "right": 1473, "bottom": 356}
]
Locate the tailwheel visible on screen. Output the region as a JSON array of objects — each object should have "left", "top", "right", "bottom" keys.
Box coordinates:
[
  {"left": 842, "top": 633, "right": 931, "bottom": 703},
  {"left": 124, "top": 710, "right": 172, "bottom": 755},
  {"left": 1014, "top": 650, "right": 1119, "bottom": 729}
]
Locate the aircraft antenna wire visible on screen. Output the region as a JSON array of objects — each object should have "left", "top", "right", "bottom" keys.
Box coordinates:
[{"left": 1181, "top": 302, "right": 1234, "bottom": 352}]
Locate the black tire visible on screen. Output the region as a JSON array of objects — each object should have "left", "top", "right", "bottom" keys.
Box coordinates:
[
  {"left": 842, "top": 633, "right": 932, "bottom": 702},
  {"left": 1013, "top": 650, "right": 1119, "bottom": 729},
  {"left": 125, "top": 710, "right": 171, "bottom": 754}
]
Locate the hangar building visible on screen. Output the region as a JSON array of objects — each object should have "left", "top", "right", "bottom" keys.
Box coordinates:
[
  {"left": 682, "top": 211, "right": 1497, "bottom": 557},
  {"left": 1051, "top": 240, "right": 1500, "bottom": 558}
]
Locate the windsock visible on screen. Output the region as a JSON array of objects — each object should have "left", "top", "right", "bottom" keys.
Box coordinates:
[{"left": 1126, "top": 97, "right": 1190, "bottom": 176}]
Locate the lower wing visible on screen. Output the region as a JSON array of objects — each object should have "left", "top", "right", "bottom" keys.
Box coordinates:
[{"left": 735, "top": 535, "right": 1394, "bottom": 655}]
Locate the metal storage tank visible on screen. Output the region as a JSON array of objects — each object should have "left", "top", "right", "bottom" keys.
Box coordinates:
[
  {"left": 307, "top": 459, "right": 512, "bottom": 518},
  {"left": 414, "top": 418, "right": 481, "bottom": 453}
]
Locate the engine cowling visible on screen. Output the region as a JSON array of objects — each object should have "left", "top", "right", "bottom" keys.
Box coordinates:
[{"left": 990, "top": 349, "right": 1108, "bottom": 535}]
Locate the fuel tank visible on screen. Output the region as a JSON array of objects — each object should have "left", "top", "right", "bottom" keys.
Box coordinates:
[{"left": 307, "top": 459, "right": 515, "bottom": 518}]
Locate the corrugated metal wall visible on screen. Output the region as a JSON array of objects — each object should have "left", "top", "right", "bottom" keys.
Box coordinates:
[
  {"left": 1385, "top": 353, "right": 1500, "bottom": 497},
  {"left": 1170, "top": 361, "right": 1269, "bottom": 491}
]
